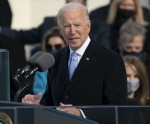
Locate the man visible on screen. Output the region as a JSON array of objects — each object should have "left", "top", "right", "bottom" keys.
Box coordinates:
[
  {"left": 118, "top": 21, "right": 146, "bottom": 60},
  {"left": 23, "top": 2, "right": 127, "bottom": 123},
  {"left": 0, "top": 0, "right": 87, "bottom": 101}
]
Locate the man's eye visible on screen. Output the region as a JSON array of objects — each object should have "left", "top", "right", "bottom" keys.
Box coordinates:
[
  {"left": 135, "top": 47, "right": 140, "bottom": 50},
  {"left": 76, "top": 24, "right": 81, "bottom": 27},
  {"left": 64, "top": 25, "right": 70, "bottom": 28},
  {"left": 126, "top": 46, "right": 132, "bottom": 50}
]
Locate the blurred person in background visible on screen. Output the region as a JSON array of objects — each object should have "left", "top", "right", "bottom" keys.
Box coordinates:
[
  {"left": 89, "top": 0, "right": 113, "bottom": 49},
  {"left": 90, "top": 0, "right": 150, "bottom": 53},
  {"left": 0, "top": 0, "right": 12, "bottom": 27},
  {"left": 123, "top": 56, "right": 150, "bottom": 105},
  {"left": 90, "top": 0, "right": 113, "bottom": 22},
  {"left": 107, "top": 0, "right": 150, "bottom": 52},
  {"left": 0, "top": 0, "right": 28, "bottom": 101},
  {"left": 32, "top": 26, "right": 66, "bottom": 96},
  {"left": 118, "top": 21, "right": 150, "bottom": 75}
]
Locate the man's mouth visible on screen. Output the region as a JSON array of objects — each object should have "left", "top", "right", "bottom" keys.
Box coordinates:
[{"left": 69, "top": 38, "right": 78, "bottom": 41}]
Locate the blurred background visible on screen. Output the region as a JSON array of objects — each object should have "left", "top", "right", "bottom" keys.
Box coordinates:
[
  {"left": 7, "top": 0, "right": 150, "bottom": 58},
  {"left": 9, "top": 0, "right": 149, "bottom": 29},
  {"left": 9, "top": 0, "right": 109, "bottom": 29}
]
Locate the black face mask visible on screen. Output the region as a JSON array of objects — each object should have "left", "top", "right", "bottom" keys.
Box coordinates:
[
  {"left": 114, "top": 9, "right": 135, "bottom": 28},
  {"left": 121, "top": 50, "right": 147, "bottom": 62},
  {"left": 117, "top": 9, "right": 135, "bottom": 19}
]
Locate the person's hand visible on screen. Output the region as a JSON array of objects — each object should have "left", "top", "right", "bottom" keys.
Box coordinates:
[
  {"left": 22, "top": 92, "right": 42, "bottom": 105},
  {"left": 57, "top": 103, "right": 81, "bottom": 116}
]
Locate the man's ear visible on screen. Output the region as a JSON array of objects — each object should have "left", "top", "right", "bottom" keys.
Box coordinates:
[{"left": 87, "top": 20, "right": 91, "bottom": 34}]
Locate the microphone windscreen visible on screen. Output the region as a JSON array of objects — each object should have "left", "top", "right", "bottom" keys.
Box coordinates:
[
  {"left": 35, "top": 53, "right": 55, "bottom": 71},
  {"left": 28, "top": 51, "right": 44, "bottom": 64}
]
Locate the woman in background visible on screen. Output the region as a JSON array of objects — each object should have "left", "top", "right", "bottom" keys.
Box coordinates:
[
  {"left": 123, "top": 55, "right": 150, "bottom": 105},
  {"left": 107, "top": 0, "right": 150, "bottom": 52},
  {"left": 33, "top": 27, "right": 66, "bottom": 96}
]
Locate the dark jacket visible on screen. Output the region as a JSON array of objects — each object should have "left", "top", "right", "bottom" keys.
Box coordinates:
[
  {"left": 40, "top": 40, "right": 127, "bottom": 124},
  {"left": 0, "top": 0, "right": 12, "bottom": 27}
]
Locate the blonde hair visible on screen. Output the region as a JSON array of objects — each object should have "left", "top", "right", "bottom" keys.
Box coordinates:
[{"left": 107, "top": 0, "right": 149, "bottom": 26}]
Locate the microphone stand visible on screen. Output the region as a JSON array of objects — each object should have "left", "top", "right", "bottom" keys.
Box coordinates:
[
  {"left": 14, "top": 84, "right": 29, "bottom": 102},
  {"left": 14, "top": 75, "right": 34, "bottom": 102}
]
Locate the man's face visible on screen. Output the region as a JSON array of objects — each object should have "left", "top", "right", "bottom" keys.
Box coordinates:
[
  {"left": 119, "top": 0, "right": 135, "bottom": 10},
  {"left": 120, "top": 35, "right": 144, "bottom": 53},
  {"left": 59, "top": 8, "right": 90, "bottom": 51}
]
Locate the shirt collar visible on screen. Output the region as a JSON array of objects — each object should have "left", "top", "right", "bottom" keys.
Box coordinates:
[{"left": 69, "top": 36, "right": 91, "bottom": 56}]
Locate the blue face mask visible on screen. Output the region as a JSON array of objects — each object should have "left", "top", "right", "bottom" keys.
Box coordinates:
[
  {"left": 127, "top": 78, "right": 140, "bottom": 93},
  {"left": 121, "top": 51, "right": 146, "bottom": 61}
]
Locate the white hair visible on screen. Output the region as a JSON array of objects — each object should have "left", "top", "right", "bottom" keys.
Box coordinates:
[{"left": 57, "top": 2, "right": 89, "bottom": 26}]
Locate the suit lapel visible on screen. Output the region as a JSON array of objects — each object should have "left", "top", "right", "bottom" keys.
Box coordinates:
[
  {"left": 59, "top": 41, "right": 97, "bottom": 87},
  {"left": 71, "top": 41, "right": 97, "bottom": 83},
  {"left": 59, "top": 47, "right": 70, "bottom": 86}
]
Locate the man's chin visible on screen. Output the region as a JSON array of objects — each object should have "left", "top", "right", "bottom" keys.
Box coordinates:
[{"left": 70, "top": 45, "right": 79, "bottom": 51}]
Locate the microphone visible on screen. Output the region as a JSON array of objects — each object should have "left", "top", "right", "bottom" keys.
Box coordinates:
[
  {"left": 24, "top": 53, "right": 55, "bottom": 79},
  {"left": 14, "top": 52, "right": 55, "bottom": 102},
  {"left": 13, "top": 51, "right": 44, "bottom": 80}
]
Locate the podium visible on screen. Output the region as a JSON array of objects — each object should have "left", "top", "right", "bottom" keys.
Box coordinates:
[
  {"left": 0, "top": 101, "right": 150, "bottom": 124},
  {"left": 0, "top": 101, "right": 98, "bottom": 124}
]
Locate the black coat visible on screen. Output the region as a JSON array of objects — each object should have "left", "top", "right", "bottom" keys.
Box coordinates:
[{"left": 40, "top": 40, "right": 127, "bottom": 124}]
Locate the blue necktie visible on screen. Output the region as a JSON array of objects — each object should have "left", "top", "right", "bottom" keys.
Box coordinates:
[{"left": 68, "top": 52, "right": 78, "bottom": 80}]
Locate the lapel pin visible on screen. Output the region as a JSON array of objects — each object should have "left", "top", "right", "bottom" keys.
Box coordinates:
[{"left": 86, "top": 58, "right": 90, "bottom": 61}]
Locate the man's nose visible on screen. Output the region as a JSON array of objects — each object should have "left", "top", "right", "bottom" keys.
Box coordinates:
[
  {"left": 70, "top": 26, "right": 75, "bottom": 34},
  {"left": 131, "top": 48, "right": 136, "bottom": 52}
]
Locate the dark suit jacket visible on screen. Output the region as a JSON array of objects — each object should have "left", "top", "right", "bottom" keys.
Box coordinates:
[{"left": 40, "top": 40, "right": 127, "bottom": 124}]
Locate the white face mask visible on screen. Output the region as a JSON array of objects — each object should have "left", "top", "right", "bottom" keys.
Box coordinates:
[{"left": 127, "top": 78, "right": 140, "bottom": 93}]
